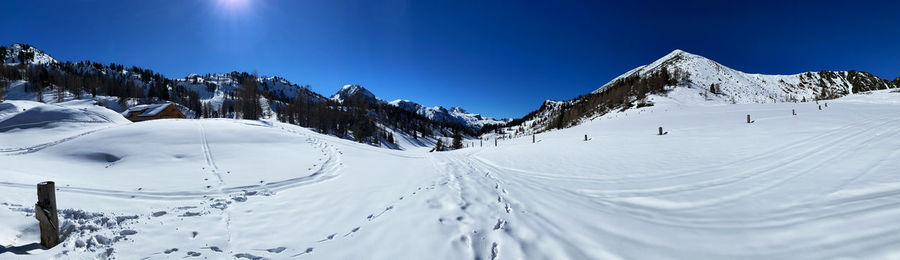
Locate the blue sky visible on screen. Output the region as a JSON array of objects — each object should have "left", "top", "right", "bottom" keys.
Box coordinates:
[{"left": 2, "top": 0, "right": 898, "bottom": 118}]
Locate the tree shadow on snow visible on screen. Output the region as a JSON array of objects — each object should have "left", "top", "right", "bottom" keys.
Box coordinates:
[{"left": 0, "top": 242, "right": 45, "bottom": 255}]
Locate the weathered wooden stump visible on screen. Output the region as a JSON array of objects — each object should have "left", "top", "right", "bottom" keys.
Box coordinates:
[{"left": 35, "top": 181, "right": 60, "bottom": 248}]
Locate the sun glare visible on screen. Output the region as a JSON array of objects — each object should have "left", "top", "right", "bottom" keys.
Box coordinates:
[{"left": 216, "top": 0, "right": 250, "bottom": 13}]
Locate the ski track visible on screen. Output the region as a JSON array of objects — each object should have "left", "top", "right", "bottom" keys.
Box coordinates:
[
  {"left": 4, "top": 97, "right": 900, "bottom": 259},
  {"left": 0, "top": 121, "right": 343, "bottom": 200}
]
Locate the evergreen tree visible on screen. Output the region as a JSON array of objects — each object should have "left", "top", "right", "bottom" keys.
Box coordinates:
[
  {"left": 433, "top": 138, "right": 444, "bottom": 152},
  {"left": 451, "top": 131, "right": 463, "bottom": 149}
]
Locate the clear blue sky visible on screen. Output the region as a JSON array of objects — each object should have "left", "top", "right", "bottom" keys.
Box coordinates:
[{"left": 2, "top": 0, "right": 898, "bottom": 118}]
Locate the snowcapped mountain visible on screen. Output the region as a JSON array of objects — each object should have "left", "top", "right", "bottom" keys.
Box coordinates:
[
  {"left": 503, "top": 49, "right": 899, "bottom": 134},
  {"left": 330, "top": 84, "right": 383, "bottom": 104},
  {"left": 328, "top": 84, "right": 509, "bottom": 130},
  {"left": 1, "top": 43, "right": 59, "bottom": 65},
  {"left": 387, "top": 99, "right": 511, "bottom": 130},
  {"left": 176, "top": 72, "right": 325, "bottom": 112},
  {"left": 0, "top": 43, "right": 502, "bottom": 146},
  {"left": 596, "top": 49, "right": 896, "bottom": 102}
]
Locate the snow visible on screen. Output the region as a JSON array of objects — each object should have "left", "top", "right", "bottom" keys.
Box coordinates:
[
  {"left": 3, "top": 44, "right": 59, "bottom": 65},
  {"left": 330, "top": 84, "right": 383, "bottom": 104},
  {"left": 121, "top": 103, "right": 173, "bottom": 117},
  {"left": 2, "top": 90, "right": 900, "bottom": 259},
  {"left": 387, "top": 99, "right": 510, "bottom": 130},
  {"left": 593, "top": 49, "right": 856, "bottom": 104}
]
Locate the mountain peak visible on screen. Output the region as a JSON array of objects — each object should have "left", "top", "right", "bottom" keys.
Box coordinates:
[
  {"left": 3, "top": 43, "right": 58, "bottom": 65},
  {"left": 331, "top": 84, "right": 378, "bottom": 104}
]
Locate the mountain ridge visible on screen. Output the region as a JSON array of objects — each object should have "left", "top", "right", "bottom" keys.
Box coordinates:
[
  {"left": 1, "top": 43, "right": 506, "bottom": 133},
  {"left": 494, "top": 49, "right": 899, "bottom": 134}
]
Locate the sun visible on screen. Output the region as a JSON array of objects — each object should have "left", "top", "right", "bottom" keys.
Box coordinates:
[{"left": 215, "top": 0, "right": 251, "bottom": 12}]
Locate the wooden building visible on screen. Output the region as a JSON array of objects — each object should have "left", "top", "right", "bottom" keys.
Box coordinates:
[{"left": 121, "top": 103, "right": 186, "bottom": 122}]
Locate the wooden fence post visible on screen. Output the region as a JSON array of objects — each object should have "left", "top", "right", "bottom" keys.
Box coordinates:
[
  {"left": 532, "top": 134, "right": 535, "bottom": 143},
  {"left": 818, "top": 105, "right": 822, "bottom": 110},
  {"left": 494, "top": 138, "right": 497, "bottom": 147},
  {"left": 584, "top": 134, "right": 588, "bottom": 141},
  {"left": 35, "top": 181, "right": 60, "bottom": 248},
  {"left": 658, "top": 127, "right": 663, "bottom": 135},
  {"left": 792, "top": 109, "right": 796, "bottom": 116},
  {"left": 825, "top": 102, "right": 828, "bottom": 107},
  {"left": 747, "top": 114, "right": 751, "bottom": 123}
]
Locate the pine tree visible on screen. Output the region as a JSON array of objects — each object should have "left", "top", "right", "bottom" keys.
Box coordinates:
[
  {"left": 434, "top": 138, "right": 444, "bottom": 152},
  {"left": 0, "top": 80, "right": 6, "bottom": 102},
  {"left": 452, "top": 131, "right": 463, "bottom": 149}
]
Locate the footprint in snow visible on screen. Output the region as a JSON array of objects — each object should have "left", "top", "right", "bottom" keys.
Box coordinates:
[
  {"left": 343, "top": 227, "right": 360, "bottom": 237},
  {"left": 234, "top": 253, "right": 264, "bottom": 260},
  {"left": 254, "top": 247, "right": 286, "bottom": 253},
  {"left": 493, "top": 219, "right": 505, "bottom": 230},
  {"left": 290, "top": 247, "right": 314, "bottom": 257},
  {"left": 317, "top": 233, "right": 336, "bottom": 242}
]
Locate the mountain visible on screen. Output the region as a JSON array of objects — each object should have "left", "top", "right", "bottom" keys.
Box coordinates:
[
  {"left": 330, "top": 84, "right": 382, "bottom": 104},
  {"left": 0, "top": 43, "right": 495, "bottom": 147},
  {"left": 329, "top": 84, "right": 510, "bottom": 131},
  {"left": 1, "top": 43, "right": 58, "bottom": 65},
  {"left": 502, "top": 49, "right": 899, "bottom": 133},
  {"left": 387, "top": 99, "right": 510, "bottom": 131}
]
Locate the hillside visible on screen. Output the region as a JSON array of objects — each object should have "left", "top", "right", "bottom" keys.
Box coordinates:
[
  {"left": 500, "top": 50, "right": 899, "bottom": 134},
  {"left": 0, "top": 43, "right": 498, "bottom": 147},
  {"left": 2, "top": 89, "right": 900, "bottom": 259},
  {"left": 331, "top": 84, "right": 510, "bottom": 131}
]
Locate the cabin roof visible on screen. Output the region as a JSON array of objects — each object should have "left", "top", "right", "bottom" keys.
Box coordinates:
[{"left": 122, "top": 103, "right": 174, "bottom": 117}]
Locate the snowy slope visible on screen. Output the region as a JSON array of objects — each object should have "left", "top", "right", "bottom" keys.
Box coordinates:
[
  {"left": 593, "top": 49, "right": 890, "bottom": 103},
  {"left": 176, "top": 73, "right": 324, "bottom": 114},
  {"left": 2, "top": 44, "right": 59, "bottom": 65},
  {"left": 2, "top": 90, "right": 900, "bottom": 259},
  {"left": 330, "top": 84, "right": 383, "bottom": 104},
  {"left": 506, "top": 49, "right": 898, "bottom": 134},
  {"left": 388, "top": 99, "right": 510, "bottom": 130},
  {"left": 329, "top": 84, "right": 509, "bottom": 131}
]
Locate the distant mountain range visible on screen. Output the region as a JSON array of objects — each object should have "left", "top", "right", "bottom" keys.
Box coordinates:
[
  {"left": 2, "top": 43, "right": 897, "bottom": 138},
  {"left": 0, "top": 43, "right": 508, "bottom": 132}
]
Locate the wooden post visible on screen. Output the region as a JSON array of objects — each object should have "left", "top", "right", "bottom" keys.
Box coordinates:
[
  {"left": 584, "top": 134, "right": 588, "bottom": 141},
  {"left": 494, "top": 138, "right": 497, "bottom": 147},
  {"left": 658, "top": 127, "right": 663, "bottom": 135},
  {"left": 818, "top": 105, "right": 822, "bottom": 110},
  {"left": 747, "top": 114, "right": 751, "bottom": 123},
  {"left": 824, "top": 102, "right": 828, "bottom": 107},
  {"left": 532, "top": 134, "right": 535, "bottom": 143},
  {"left": 35, "top": 181, "right": 60, "bottom": 248},
  {"left": 480, "top": 140, "right": 482, "bottom": 147},
  {"left": 792, "top": 109, "right": 796, "bottom": 116}
]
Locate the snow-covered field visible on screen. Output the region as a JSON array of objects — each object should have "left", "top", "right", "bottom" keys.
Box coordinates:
[{"left": 2, "top": 90, "right": 900, "bottom": 259}]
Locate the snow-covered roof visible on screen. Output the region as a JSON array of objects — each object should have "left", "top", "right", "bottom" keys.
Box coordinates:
[{"left": 122, "top": 103, "right": 173, "bottom": 117}]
